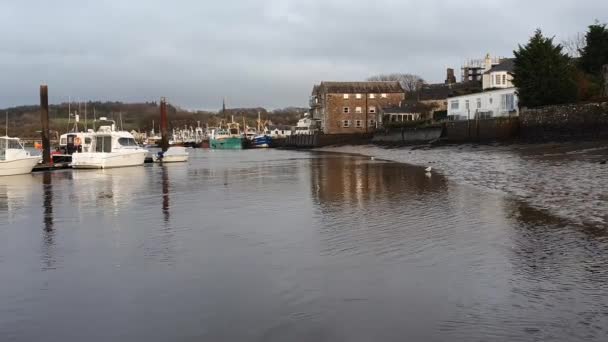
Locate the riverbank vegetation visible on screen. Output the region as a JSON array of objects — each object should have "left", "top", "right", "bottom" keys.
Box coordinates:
[
  {"left": 0, "top": 102, "right": 307, "bottom": 138},
  {"left": 513, "top": 22, "right": 608, "bottom": 107}
]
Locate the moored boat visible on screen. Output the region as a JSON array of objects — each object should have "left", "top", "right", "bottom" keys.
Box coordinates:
[
  {"left": 210, "top": 122, "right": 244, "bottom": 150},
  {"left": 71, "top": 118, "right": 148, "bottom": 169},
  {"left": 0, "top": 136, "right": 41, "bottom": 176},
  {"left": 252, "top": 134, "right": 272, "bottom": 148},
  {"left": 153, "top": 146, "right": 189, "bottom": 163}
]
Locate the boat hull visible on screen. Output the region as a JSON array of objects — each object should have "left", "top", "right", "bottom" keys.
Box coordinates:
[
  {"left": 71, "top": 150, "right": 148, "bottom": 169},
  {"left": 210, "top": 137, "right": 243, "bottom": 150},
  {"left": 252, "top": 135, "right": 272, "bottom": 148},
  {"left": 152, "top": 147, "right": 189, "bottom": 163},
  {"left": 0, "top": 157, "right": 40, "bottom": 176}
]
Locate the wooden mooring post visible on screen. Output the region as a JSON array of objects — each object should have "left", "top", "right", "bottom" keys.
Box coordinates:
[
  {"left": 40, "top": 85, "right": 51, "bottom": 164},
  {"left": 160, "top": 97, "right": 169, "bottom": 152}
]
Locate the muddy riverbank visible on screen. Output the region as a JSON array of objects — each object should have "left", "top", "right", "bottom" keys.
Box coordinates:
[{"left": 319, "top": 141, "right": 608, "bottom": 228}]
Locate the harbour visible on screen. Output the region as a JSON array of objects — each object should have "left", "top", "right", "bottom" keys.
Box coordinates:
[{"left": 1, "top": 149, "right": 608, "bottom": 341}]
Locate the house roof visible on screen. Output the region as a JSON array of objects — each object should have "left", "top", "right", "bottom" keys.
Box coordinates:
[
  {"left": 418, "top": 80, "right": 482, "bottom": 101},
  {"left": 314, "top": 81, "right": 404, "bottom": 94},
  {"left": 484, "top": 58, "right": 515, "bottom": 74},
  {"left": 383, "top": 105, "right": 420, "bottom": 114}
]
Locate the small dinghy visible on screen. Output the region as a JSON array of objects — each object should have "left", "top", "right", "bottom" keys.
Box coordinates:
[{"left": 153, "top": 146, "right": 189, "bottom": 163}]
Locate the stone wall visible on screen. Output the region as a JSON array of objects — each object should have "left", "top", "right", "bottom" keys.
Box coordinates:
[
  {"left": 283, "top": 133, "right": 372, "bottom": 148},
  {"left": 372, "top": 127, "right": 443, "bottom": 144},
  {"left": 444, "top": 118, "right": 520, "bottom": 142},
  {"left": 520, "top": 102, "right": 608, "bottom": 140}
]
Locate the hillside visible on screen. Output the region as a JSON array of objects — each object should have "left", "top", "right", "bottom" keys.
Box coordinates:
[{"left": 0, "top": 102, "right": 307, "bottom": 138}]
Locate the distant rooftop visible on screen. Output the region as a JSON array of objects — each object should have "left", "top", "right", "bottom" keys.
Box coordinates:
[
  {"left": 313, "top": 81, "right": 404, "bottom": 94},
  {"left": 418, "top": 80, "right": 482, "bottom": 101},
  {"left": 484, "top": 58, "right": 515, "bottom": 74}
]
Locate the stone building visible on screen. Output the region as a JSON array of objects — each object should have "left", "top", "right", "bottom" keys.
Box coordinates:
[{"left": 310, "top": 82, "right": 405, "bottom": 134}]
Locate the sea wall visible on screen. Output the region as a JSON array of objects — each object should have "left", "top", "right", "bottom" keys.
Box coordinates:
[
  {"left": 372, "top": 127, "right": 443, "bottom": 144},
  {"left": 520, "top": 102, "right": 608, "bottom": 140},
  {"left": 283, "top": 133, "right": 372, "bottom": 148},
  {"left": 444, "top": 117, "right": 520, "bottom": 142}
]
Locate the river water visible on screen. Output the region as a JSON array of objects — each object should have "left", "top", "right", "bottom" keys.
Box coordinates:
[{"left": 1, "top": 149, "right": 607, "bottom": 341}]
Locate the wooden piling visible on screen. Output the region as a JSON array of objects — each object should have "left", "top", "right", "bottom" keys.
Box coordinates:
[
  {"left": 40, "top": 85, "right": 51, "bottom": 164},
  {"left": 160, "top": 97, "right": 169, "bottom": 152}
]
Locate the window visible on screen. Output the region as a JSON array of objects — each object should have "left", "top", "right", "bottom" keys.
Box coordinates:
[
  {"left": 95, "top": 136, "right": 112, "bottom": 153},
  {"left": 355, "top": 120, "right": 362, "bottom": 128},
  {"left": 355, "top": 94, "right": 362, "bottom": 99},
  {"left": 342, "top": 120, "right": 351, "bottom": 128},
  {"left": 368, "top": 106, "right": 376, "bottom": 113},
  {"left": 343, "top": 94, "right": 349, "bottom": 99},
  {"left": 381, "top": 93, "right": 387, "bottom": 98},
  {"left": 369, "top": 94, "right": 376, "bottom": 99},
  {"left": 465, "top": 100, "right": 470, "bottom": 110},
  {"left": 489, "top": 97, "right": 493, "bottom": 104},
  {"left": 85, "top": 137, "right": 92, "bottom": 144},
  {"left": 118, "top": 137, "right": 137, "bottom": 146},
  {"left": 476, "top": 98, "right": 482, "bottom": 109},
  {"left": 495, "top": 74, "right": 501, "bottom": 85},
  {"left": 501, "top": 93, "right": 515, "bottom": 111},
  {"left": 355, "top": 106, "right": 362, "bottom": 113},
  {"left": 343, "top": 107, "right": 350, "bottom": 114},
  {"left": 502, "top": 74, "right": 507, "bottom": 85},
  {"left": 450, "top": 100, "right": 459, "bottom": 110},
  {"left": 369, "top": 119, "right": 376, "bottom": 127}
]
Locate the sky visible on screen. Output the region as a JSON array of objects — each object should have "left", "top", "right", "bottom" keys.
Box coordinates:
[{"left": 0, "top": 0, "right": 606, "bottom": 110}]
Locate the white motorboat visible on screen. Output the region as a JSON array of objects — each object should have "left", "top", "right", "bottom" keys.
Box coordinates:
[
  {"left": 71, "top": 118, "right": 148, "bottom": 169},
  {"left": 153, "top": 146, "right": 189, "bottom": 163},
  {"left": 0, "top": 136, "right": 41, "bottom": 176}
]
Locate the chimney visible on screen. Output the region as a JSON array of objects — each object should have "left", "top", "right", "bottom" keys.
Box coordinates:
[
  {"left": 484, "top": 53, "right": 493, "bottom": 72},
  {"left": 445, "top": 68, "right": 456, "bottom": 85}
]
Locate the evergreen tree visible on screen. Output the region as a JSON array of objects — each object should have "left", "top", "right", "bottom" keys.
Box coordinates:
[
  {"left": 578, "top": 22, "right": 608, "bottom": 76},
  {"left": 512, "top": 29, "right": 578, "bottom": 107}
]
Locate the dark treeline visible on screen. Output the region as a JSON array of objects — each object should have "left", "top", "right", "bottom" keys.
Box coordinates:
[{"left": 0, "top": 102, "right": 307, "bottom": 138}]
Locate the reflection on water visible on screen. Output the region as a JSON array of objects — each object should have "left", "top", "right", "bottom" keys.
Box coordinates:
[
  {"left": 0, "top": 150, "right": 607, "bottom": 342},
  {"left": 161, "top": 166, "right": 170, "bottom": 223}
]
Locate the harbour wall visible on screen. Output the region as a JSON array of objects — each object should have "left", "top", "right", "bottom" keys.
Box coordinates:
[
  {"left": 372, "top": 127, "right": 443, "bottom": 144},
  {"left": 444, "top": 117, "right": 520, "bottom": 142},
  {"left": 519, "top": 102, "right": 608, "bottom": 141},
  {"left": 283, "top": 133, "right": 373, "bottom": 148}
]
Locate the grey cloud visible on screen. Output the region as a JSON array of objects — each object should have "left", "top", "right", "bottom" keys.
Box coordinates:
[{"left": 0, "top": 0, "right": 606, "bottom": 109}]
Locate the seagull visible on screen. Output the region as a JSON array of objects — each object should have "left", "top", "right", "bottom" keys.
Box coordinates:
[{"left": 425, "top": 166, "right": 432, "bottom": 172}]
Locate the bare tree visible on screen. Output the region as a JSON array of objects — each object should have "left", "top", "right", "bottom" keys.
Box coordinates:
[
  {"left": 561, "top": 32, "right": 586, "bottom": 58},
  {"left": 366, "top": 73, "right": 425, "bottom": 93}
]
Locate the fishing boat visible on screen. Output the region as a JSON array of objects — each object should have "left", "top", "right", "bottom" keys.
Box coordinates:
[
  {"left": 248, "top": 112, "right": 272, "bottom": 148},
  {"left": 210, "top": 121, "right": 244, "bottom": 150},
  {"left": 0, "top": 136, "right": 41, "bottom": 176},
  {"left": 251, "top": 134, "right": 272, "bottom": 148},
  {"left": 153, "top": 146, "right": 189, "bottom": 163},
  {"left": 71, "top": 117, "right": 148, "bottom": 169}
]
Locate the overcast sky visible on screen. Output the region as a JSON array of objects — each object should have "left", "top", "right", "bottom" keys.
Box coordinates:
[{"left": 1, "top": 0, "right": 606, "bottom": 110}]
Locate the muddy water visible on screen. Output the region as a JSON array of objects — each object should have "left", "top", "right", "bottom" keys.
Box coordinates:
[
  {"left": 1, "top": 149, "right": 607, "bottom": 341},
  {"left": 322, "top": 142, "right": 608, "bottom": 227}
]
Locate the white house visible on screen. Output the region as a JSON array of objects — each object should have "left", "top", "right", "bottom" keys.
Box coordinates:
[
  {"left": 448, "top": 55, "right": 518, "bottom": 120},
  {"left": 447, "top": 88, "right": 518, "bottom": 120},
  {"left": 267, "top": 126, "right": 292, "bottom": 138},
  {"left": 482, "top": 57, "right": 515, "bottom": 90}
]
